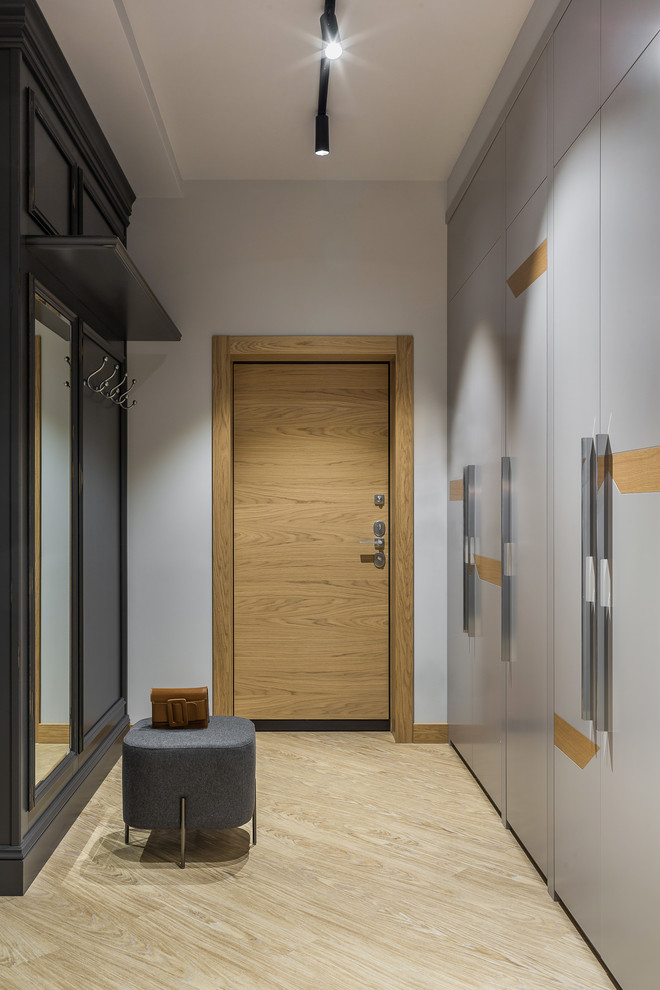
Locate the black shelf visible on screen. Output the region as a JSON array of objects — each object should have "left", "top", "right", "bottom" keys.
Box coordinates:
[{"left": 24, "top": 236, "right": 181, "bottom": 342}]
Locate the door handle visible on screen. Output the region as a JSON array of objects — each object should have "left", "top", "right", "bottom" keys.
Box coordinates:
[
  {"left": 464, "top": 465, "right": 476, "bottom": 638},
  {"left": 599, "top": 558, "right": 611, "bottom": 608},
  {"left": 581, "top": 437, "right": 596, "bottom": 720},
  {"left": 501, "top": 456, "right": 512, "bottom": 661},
  {"left": 595, "top": 434, "right": 612, "bottom": 732}
]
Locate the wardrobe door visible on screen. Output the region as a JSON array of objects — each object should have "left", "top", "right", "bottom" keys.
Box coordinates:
[
  {"left": 468, "top": 241, "right": 505, "bottom": 811},
  {"left": 448, "top": 130, "right": 505, "bottom": 300},
  {"left": 447, "top": 278, "right": 475, "bottom": 770},
  {"left": 505, "top": 49, "right": 548, "bottom": 226},
  {"left": 553, "top": 0, "right": 600, "bottom": 165},
  {"left": 552, "top": 114, "right": 601, "bottom": 948},
  {"left": 505, "top": 180, "right": 549, "bottom": 876},
  {"left": 81, "top": 334, "right": 123, "bottom": 738},
  {"left": 599, "top": 37, "right": 660, "bottom": 990},
  {"left": 601, "top": 0, "right": 660, "bottom": 103},
  {"left": 447, "top": 240, "right": 505, "bottom": 784}
]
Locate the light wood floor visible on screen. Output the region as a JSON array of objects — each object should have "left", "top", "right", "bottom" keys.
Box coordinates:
[
  {"left": 35, "top": 743, "right": 70, "bottom": 785},
  {"left": 0, "top": 734, "right": 615, "bottom": 990}
]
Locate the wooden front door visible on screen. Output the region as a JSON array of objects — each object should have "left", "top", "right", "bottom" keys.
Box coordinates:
[{"left": 232, "top": 362, "right": 390, "bottom": 720}]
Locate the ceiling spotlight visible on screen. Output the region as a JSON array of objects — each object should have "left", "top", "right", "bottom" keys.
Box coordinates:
[
  {"left": 315, "top": 114, "right": 329, "bottom": 156},
  {"left": 321, "top": 2, "right": 342, "bottom": 59}
]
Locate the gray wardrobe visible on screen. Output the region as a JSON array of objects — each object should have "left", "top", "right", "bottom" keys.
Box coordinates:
[{"left": 447, "top": 2, "right": 660, "bottom": 988}]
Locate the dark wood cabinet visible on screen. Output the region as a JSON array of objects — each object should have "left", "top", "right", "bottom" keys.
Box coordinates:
[{"left": 0, "top": 0, "right": 179, "bottom": 894}]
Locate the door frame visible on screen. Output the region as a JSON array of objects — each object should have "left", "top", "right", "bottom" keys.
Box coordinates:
[{"left": 212, "top": 335, "right": 414, "bottom": 743}]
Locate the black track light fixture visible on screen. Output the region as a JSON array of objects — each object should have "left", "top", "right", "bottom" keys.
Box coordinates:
[{"left": 315, "top": 1, "right": 341, "bottom": 157}]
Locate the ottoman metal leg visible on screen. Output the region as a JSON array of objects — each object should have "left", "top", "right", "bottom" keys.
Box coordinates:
[
  {"left": 124, "top": 823, "right": 129, "bottom": 844},
  {"left": 180, "top": 796, "right": 186, "bottom": 869},
  {"left": 252, "top": 798, "right": 257, "bottom": 845}
]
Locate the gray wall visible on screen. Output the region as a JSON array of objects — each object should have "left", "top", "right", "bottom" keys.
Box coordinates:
[{"left": 126, "top": 180, "right": 447, "bottom": 723}]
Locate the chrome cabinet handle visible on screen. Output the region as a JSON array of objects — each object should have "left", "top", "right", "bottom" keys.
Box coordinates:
[
  {"left": 463, "top": 467, "right": 469, "bottom": 633},
  {"left": 501, "top": 457, "right": 512, "bottom": 662},
  {"left": 581, "top": 437, "right": 596, "bottom": 720},
  {"left": 463, "top": 465, "right": 476, "bottom": 638},
  {"left": 596, "top": 434, "right": 612, "bottom": 732}
]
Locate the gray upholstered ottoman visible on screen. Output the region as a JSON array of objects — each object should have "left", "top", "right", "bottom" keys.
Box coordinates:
[{"left": 122, "top": 715, "right": 256, "bottom": 868}]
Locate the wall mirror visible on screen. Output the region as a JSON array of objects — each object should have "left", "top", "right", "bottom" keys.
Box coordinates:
[{"left": 33, "top": 290, "right": 74, "bottom": 787}]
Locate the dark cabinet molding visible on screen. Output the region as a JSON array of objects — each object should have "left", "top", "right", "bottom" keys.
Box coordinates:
[
  {"left": 27, "top": 88, "right": 77, "bottom": 235},
  {"left": 1, "top": 0, "right": 134, "bottom": 235}
]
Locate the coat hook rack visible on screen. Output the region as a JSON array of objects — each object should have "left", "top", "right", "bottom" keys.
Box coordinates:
[{"left": 83, "top": 357, "right": 138, "bottom": 410}]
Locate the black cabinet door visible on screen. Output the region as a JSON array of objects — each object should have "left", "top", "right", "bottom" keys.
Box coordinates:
[{"left": 81, "top": 335, "right": 122, "bottom": 738}]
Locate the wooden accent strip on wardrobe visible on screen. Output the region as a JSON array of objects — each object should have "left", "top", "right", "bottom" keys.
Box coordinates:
[
  {"left": 474, "top": 555, "right": 502, "bottom": 587},
  {"left": 611, "top": 445, "right": 660, "bottom": 493},
  {"left": 449, "top": 479, "right": 464, "bottom": 501},
  {"left": 413, "top": 723, "right": 448, "bottom": 744},
  {"left": 554, "top": 713, "right": 599, "bottom": 769},
  {"left": 506, "top": 240, "right": 548, "bottom": 298}
]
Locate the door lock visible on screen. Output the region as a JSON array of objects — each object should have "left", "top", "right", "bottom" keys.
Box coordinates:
[
  {"left": 373, "top": 520, "right": 386, "bottom": 537},
  {"left": 374, "top": 494, "right": 385, "bottom": 507},
  {"left": 373, "top": 552, "right": 386, "bottom": 569}
]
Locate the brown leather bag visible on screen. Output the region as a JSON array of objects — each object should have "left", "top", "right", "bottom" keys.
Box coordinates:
[{"left": 150, "top": 687, "right": 209, "bottom": 729}]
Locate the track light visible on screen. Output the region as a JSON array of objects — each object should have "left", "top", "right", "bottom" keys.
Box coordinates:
[
  {"left": 314, "top": 2, "right": 341, "bottom": 157},
  {"left": 315, "top": 114, "right": 329, "bottom": 156},
  {"left": 321, "top": 6, "right": 342, "bottom": 59}
]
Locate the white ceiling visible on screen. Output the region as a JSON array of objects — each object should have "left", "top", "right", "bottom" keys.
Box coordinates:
[{"left": 38, "top": 0, "right": 535, "bottom": 196}]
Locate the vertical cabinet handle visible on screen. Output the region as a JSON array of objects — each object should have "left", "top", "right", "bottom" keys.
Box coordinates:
[
  {"left": 581, "top": 437, "right": 596, "bottom": 720},
  {"left": 463, "top": 465, "right": 476, "bottom": 638},
  {"left": 501, "top": 456, "right": 512, "bottom": 662},
  {"left": 596, "top": 434, "right": 612, "bottom": 732},
  {"left": 463, "top": 466, "right": 469, "bottom": 634}
]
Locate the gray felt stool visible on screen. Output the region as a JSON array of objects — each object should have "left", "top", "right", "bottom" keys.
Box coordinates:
[{"left": 122, "top": 715, "right": 256, "bottom": 868}]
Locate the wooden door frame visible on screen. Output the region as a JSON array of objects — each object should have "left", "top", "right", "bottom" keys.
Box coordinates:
[{"left": 212, "top": 335, "right": 414, "bottom": 743}]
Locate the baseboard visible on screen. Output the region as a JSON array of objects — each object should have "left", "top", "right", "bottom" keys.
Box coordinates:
[
  {"left": 413, "top": 723, "right": 448, "bottom": 744},
  {"left": 252, "top": 719, "right": 390, "bottom": 732},
  {"left": 0, "top": 714, "right": 129, "bottom": 895}
]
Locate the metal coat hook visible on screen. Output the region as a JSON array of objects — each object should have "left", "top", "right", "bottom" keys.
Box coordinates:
[
  {"left": 99, "top": 363, "right": 120, "bottom": 392},
  {"left": 107, "top": 372, "right": 128, "bottom": 399},
  {"left": 116, "top": 379, "right": 137, "bottom": 409},
  {"left": 84, "top": 355, "right": 108, "bottom": 389}
]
